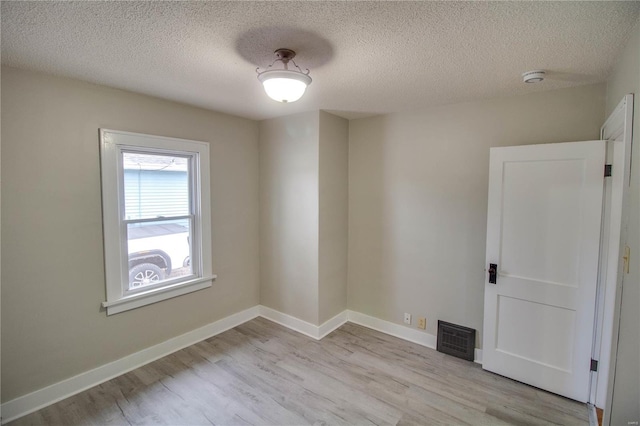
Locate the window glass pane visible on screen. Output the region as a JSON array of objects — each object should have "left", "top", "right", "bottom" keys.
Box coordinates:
[
  {"left": 127, "top": 219, "right": 193, "bottom": 291},
  {"left": 123, "top": 152, "right": 190, "bottom": 220}
]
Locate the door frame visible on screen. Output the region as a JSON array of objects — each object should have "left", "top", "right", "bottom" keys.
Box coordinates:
[{"left": 590, "top": 95, "right": 633, "bottom": 416}]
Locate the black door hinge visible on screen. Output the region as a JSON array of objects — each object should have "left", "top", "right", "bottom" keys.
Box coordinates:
[
  {"left": 605, "top": 164, "right": 612, "bottom": 177},
  {"left": 591, "top": 359, "right": 599, "bottom": 372}
]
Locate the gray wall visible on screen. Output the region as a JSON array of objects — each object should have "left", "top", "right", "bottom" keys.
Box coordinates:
[
  {"left": 259, "top": 112, "right": 320, "bottom": 324},
  {"left": 348, "top": 84, "right": 606, "bottom": 346},
  {"left": 318, "top": 111, "right": 349, "bottom": 324},
  {"left": 1, "top": 67, "right": 260, "bottom": 401},
  {"left": 259, "top": 111, "right": 348, "bottom": 325},
  {"left": 605, "top": 17, "right": 640, "bottom": 426}
]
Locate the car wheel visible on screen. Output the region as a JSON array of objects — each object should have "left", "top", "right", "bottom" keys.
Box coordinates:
[{"left": 129, "top": 263, "right": 164, "bottom": 288}]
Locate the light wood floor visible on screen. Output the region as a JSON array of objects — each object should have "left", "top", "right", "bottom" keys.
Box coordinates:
[{"left": 11, "top": 318, "right": 589, "bottom": 425}]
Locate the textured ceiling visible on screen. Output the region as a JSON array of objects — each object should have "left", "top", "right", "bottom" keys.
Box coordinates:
[{"left": 2, "top": 1, "right": 639, "bottom": 120}]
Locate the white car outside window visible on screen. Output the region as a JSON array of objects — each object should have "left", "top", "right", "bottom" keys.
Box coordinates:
[{"left": 127, "top": 222, "right": 191, "bottom": 288}]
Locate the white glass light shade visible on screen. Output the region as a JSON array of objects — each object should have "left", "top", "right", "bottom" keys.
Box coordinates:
[{"left": 258, "top": 70, "right": 312, "bottom": 103}]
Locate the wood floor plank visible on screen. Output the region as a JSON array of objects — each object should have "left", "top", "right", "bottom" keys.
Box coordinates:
[{"left": 9, "top": 318, "right": 588, "bottom": 426}]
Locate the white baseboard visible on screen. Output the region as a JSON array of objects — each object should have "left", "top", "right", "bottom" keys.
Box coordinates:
[
  {"left": 347, "top": 310, "right": 437, "bottom": 348},
  {"left": 255, "top": 309, "right": 483, "bottom": 365},
  {"left": 318, "top": 311, "right": 349, "bottom": 339},
  {"left": 346, "top": 310, "right": 483, "bottom": 364},
  {"left": 258, "top": 305, "right": 320, "bottom": 339},
  {"left": 2, "top": 306, "right": 481, "bottom": 424},
  {"left": 0, "top": 306, "right": 260, "bottom": 424},
  {"left": 474, "top": 348, "right": 483, "bottom": 364},
  {"left": 258, "top": 305, "right": 347, "bottom": 340}
]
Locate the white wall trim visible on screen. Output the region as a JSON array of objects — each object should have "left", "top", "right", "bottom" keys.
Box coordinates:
[
  {"left": 258, "top": 305, "right": 347, "bottom": 340},
  {"left": 346, "top": 310, "right": 483, "bottom": 364},
  {"left": 258, "top": 305, "right": 321, "bottom": 339},
  {"left": 2, "top": 306, "right": 482, "bottom": 424},
  {"left": 474, "top": 348, "right": 483, "bottom": 364},
  {"left": 347, "top": 310, "right": 437, "bottom": 348},
  {"left": 318, "top": 311, "right": 349, "bottom": 339},
  {"left": 596, "top": 94, "right": 633, "bottom": 413},
  {"left": 0, "top": 306, "right": 260, "bottom": 425}
]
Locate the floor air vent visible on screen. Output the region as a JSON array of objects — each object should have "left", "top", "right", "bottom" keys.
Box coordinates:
[{"left": 437, "top": 320, "right": 476, "bottom": 361}]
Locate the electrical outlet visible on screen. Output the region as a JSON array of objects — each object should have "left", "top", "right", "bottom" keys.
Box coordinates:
[
  {"left": 404, "top": 313, "right": 412, "bottom": 325},
  {"left": 418, "top": 317, "right": 426, "bottom": 329}
]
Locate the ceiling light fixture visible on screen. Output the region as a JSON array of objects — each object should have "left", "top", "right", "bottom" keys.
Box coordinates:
[
  {"left": 257, "top": 49, "right": 312, "bottom": 103},
  {"left": 522, "top": 70, "right": 546, "bottom": 83}
]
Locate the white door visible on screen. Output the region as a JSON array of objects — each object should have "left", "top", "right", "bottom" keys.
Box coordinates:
[{"left": 483, "top": 140, "right": 606, "bottom": 403}]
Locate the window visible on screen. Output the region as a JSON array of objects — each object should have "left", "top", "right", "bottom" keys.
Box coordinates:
[{"left": 100, "top": 129, "right": 214, "bottom": 315}]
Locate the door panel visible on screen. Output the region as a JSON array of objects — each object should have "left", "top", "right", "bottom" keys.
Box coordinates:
[
  {"left": 483, "top": 140, "right": 605, "bottom": 403},
  {"left": 500, "top": 159, "right": 583, "bottom": 286},
  {"left": 496, "top": 295, "right": 576, "bottom": 371}
]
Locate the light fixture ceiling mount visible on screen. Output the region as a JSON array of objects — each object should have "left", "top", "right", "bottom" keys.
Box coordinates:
[
  {"left": 272, "top": 48, "right": 296, "bottom": 63},
  {"left": 257, "top": 48, "right": 312, "bottom": 103}
]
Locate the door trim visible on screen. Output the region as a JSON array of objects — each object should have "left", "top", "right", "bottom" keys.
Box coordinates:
[{"left": 591, "top": 95, "right": 633, "bottom": 419}]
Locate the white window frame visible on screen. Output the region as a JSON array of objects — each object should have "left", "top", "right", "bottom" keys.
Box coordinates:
[{"left": 100, "top": 129, "right": 215, "bottom": 315}]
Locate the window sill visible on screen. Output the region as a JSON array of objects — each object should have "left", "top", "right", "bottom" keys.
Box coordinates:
[{"left": 102, "top": 275, "right": 217, "bottom": 315}]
